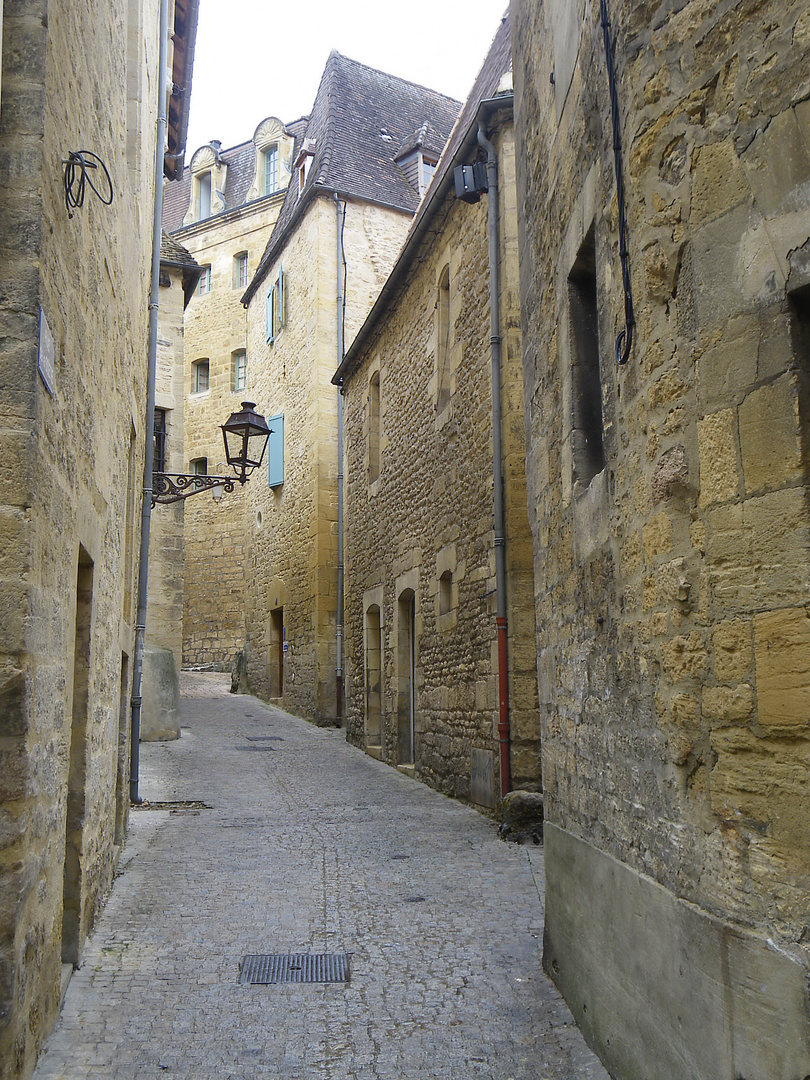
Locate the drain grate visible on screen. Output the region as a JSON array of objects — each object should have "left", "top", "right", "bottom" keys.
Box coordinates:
[
  {"left": 245, "top": 736, "right": 284, "bottom": 742},
  {"left": 235, "top": 745, "right": 276, "bottom": 751},
  {"left": 239, "top": 953, "right": 350, "bottom": 985}
]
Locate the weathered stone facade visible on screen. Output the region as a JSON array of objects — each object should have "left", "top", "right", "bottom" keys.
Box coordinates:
[
  {"left": 243, "top": 195, "right": 413, "bottom": 721},
  {"left": 512, "top": 0, "right": 810, "bottom": 1075},
  {"left": 148, "top": 236, "right": 200, "bottom": 667},
  {"left": 0, "top": 2, "right": 195, "bottom": 1076},
  {"left": 163, "top": 127, "right": 296, "bottom": 668},
  {"left": 239, "top": 53, "right": 461, "bottom": 725},
  {"left": 336, "top": 16, "right": 539, "bottom": 805}
]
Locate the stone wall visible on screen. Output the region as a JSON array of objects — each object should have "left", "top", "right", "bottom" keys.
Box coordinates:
[
  {"left": 173, "top": 193, "right": 284, "bottom": 668},
  {"left": 512, "top": 0, "right": 810, "bottom": 1076},
  {"left": 0, "top": 1, "right": 160, "bottom": 1075},
  {"left": 341, "top": 122, "right": 539, "bottom": 803},
  {"left": 242, "top": 196, "right": 412, "bottom": 723},
  {"left": 148, "top": 261, "right": 188, "bottom": 665}
]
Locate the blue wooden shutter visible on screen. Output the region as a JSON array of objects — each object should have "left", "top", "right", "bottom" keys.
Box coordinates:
[
  {"left": 267, "top": 413, "right": 284, "bottom": 487},
  {"left": 270, "top": 285, "right": 278, "bottom": 343},
  {"left": 276, "top": 265, "right": 285, "bottom": 328}
]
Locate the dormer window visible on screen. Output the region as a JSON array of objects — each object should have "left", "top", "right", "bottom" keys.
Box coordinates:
[
  {"left": 264, "top": 145, "right": 279, "bottom": 194},
  {"left": 199, "top": 171, "right": 212, "bottom": 218},
  {"left": 421, "top": 156, "right": 437, "bottom": 196},
  {"left": 247, "top": 118, "right": 294, "bottom": 203},
  {"left": 183, "top": 144, "right": 228, "bottom": 226},
  {"left": 295, "top": 139, "right": 317, "bottom": 194},
  {"left": 394, "top": 123, "right": 441, "bottom": 199}
]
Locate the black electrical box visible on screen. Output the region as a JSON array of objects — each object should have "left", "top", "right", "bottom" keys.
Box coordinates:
[{"left": 454, "top": 162, "right": 488, "bottom": 203}]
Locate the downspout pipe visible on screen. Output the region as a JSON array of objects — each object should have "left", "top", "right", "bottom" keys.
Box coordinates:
[
  {"left": 130, "top": 0, "right": 170, "bottom": 803},
  {"left": 478, "top": 122, "right": 511, "bottom": 798},
  {"left": 335, "top": 193, "right": 346, "bottom": 726}
]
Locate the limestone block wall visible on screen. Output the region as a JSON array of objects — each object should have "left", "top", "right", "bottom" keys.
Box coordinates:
[
  {"left": 0, "top": 1, "right": 159, "bottom": 1076},
  {"left": 172, "top": 196, "right": 283, "bottom": 667},
  {"left": 341, "top": 123, "right": 539, "bottom": 802},
  {"left": 148, "top": 263, "right": 188, "bottom": 665},
  {"left": 243, "top": 196, "right": 412, "bottom": 724},
  {"left": 512, "top": 0, "right": 810, "bottom": 1076}
]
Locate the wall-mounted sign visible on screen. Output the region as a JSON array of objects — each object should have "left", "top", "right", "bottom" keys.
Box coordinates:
[{"left": 38, "top": 307, "right": 55, "bottom": 395}]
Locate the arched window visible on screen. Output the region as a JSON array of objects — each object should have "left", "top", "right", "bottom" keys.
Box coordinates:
[
  {"left": 436, "top": 265, "right": 451, "bottom": 412},
  {"left": 368, "top": 371, "right": 381, "bottom": 483}
]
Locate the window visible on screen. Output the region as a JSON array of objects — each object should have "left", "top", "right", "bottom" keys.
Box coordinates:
[
  {"left": 192, "top": 359, "right": 209, "bottom": 394},
  {"left": 368, "top": 371, "right": 381, "bottom": 483},
  {"left": 421, "top": 156, "right": 437, "bottom": 195},
  {"left": 191, "top": 457, "right": 208, "bottom": 475},
  {"left": 267, "top": 413, "right": 284, "bottom": 487},
  {"left": 568, "top": 225, "right": 604, "bottom": 487},
  {"left": 436, "top": 265, "right": 451, "bottom": 412},
  {"left": 233, "top": 350, "right": 247, "bottom": 391},
  {"left": 234, "top": 252, "right": 248, "bottom": 290},
  {"left": 439, "top": 570, "right": 453, "bottom": 615},
  {"left": 266, "top": 285, "right": 276, "bottom": 344},
  {"left": 153, "top": 408, "right": 167, "bottom": 473},
  {"left": 197, "top": 265, "right": 211, "bottom": 295},
  {"left": 199, "top": 171, "right": 212, "bottom": 219},
  {"left": 265, "top": 266, "right": 285, "bottom": 344},
  {"left": 264, "top": 145, "right": 279, "bottom": 194}
]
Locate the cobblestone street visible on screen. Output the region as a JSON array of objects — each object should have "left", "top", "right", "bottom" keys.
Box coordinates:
[{"left": 33, "top": 674, "right": 609, "bottom": 1080}]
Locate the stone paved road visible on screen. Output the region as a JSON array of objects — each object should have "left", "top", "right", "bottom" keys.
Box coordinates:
[{"left": 33, "top": 673, "right": 610, "bottom": 1080}]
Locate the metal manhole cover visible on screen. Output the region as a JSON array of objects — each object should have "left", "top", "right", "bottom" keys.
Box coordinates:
[
  {"left": 235, "top": 745, "right": 276, "bottom": 751},
  {"left": 239, "top": 953, "right": 350, "bottom": 985}
]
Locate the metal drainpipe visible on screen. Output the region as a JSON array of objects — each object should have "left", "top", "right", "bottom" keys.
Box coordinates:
[
  {"left": 335, "top": 193, "right": 346, "bottom": 726},
  {"left": 478, "top": 123, "right": 511, "bottom": 798},
  {"left": 130, "top": 0, "right": 170, "bottom": 803}
]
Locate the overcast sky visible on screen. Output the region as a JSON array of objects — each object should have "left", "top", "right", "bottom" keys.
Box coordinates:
[{"left": 185, "top": 0, "right": 509, "bottom": 156}]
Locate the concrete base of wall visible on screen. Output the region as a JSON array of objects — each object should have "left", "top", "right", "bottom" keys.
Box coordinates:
[
  {"left": 141, "top": 645, "right": 181, "bottom": 741},
  {"left": 544, "top": 823, "right": 810, "bottom": 1080}
]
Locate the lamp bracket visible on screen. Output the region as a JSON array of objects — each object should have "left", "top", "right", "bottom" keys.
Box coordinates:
[{"left": 152, "top": 472, "right": 237, "bottom": 506}]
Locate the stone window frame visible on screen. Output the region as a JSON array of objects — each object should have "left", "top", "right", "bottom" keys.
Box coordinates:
[
  {"left": 557, "top": 167, "right": 610, "bottom": 558},
  {"left": 197, "top": 265, "right": 211, "bottom": 295},
  {"left": 190, "top": 456, "right": 208, "bottom": 475},
  {"left": 431, "top": 251, "right": 460, "bottom": 427},
  {"left": 395, "top": 567, "right": 421, "bottom": 769},
  {"left": 232, "top": 349, "right": 247, "bottom": 392},
  {"left": 233, "top": 251, "right": 249, "bottom": 290},
  {"left": 191, "top": 358, "right": 209, "bottom": 395},
  {"left": 365, "top": 359, "right": 383, "bottom": 493},
  {"left": 434, "top": 544, "right": 458, "bottom": 633},
  {"left": 183, "top": 144, "right": 228, "bottom": 226},
  {"left": 246, "top": 118, "right": 294, "bottom": 204}
]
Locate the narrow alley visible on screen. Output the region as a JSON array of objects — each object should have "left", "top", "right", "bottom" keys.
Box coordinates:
[{"left": 32, "top": 673, "right": 609, "bottom": 1080}]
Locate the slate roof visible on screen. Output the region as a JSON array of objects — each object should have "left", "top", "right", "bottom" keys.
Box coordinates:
[
  {"left": 334, "top": 11, "right": 513, "bottom": 385},
  {"left": 162, "top": 116, "right": 309, "bottom": 234},
  {"left": 159, "top": 231, "right": 199, "bottom": 270},
  {"left": 242, "top": 52, "right": 462, "bottom": 305}
]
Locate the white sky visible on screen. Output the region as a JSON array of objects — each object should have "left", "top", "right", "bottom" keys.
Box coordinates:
[{"left": 185, "top": 0, "right": 509, "bottom": 156}]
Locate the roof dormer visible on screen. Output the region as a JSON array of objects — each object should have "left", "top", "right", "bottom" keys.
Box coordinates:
[
  {"left": 183, "top": 142, "right": 228, "bottom": 225},
  {"left": 246, "top": 117, "right": 295, "bottom": 203}
]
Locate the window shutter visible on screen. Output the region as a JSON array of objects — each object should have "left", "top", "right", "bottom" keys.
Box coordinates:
[
  {"left": 267, "top": 413, "right": 284, "bottom": 487},
  {"left": 266, "top": 286, "right": 275, "bottom": 344},
  {"left": 277, "top": 265, "right": 285, "bottom": 328}
]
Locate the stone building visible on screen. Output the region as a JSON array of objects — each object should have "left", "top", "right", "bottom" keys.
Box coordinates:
[
  {"left": 162, "top": 118, "right": 308, "bottom": 668},
  {"left": 511, "top": 0, "right": 810, "bottom": 1076},
  {"left": 148, "top": 233, "right": 201, "bottom": 667},
  {"left": 239, "top": 53, "right": 461, "bottom": 724},
  {"left": 333, "top": 15, "right": 539, "bottom": 806},
  {"left": 0, "top": 1, "right": 196, "bottom": 1076}
]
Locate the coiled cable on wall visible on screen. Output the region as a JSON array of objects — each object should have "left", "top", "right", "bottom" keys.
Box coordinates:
[
  {"left": 600, "top": 0, "right": 635, "bottom": 365},
  {"left": 63, "top": 151, "right": 114, "bottom": 219}
]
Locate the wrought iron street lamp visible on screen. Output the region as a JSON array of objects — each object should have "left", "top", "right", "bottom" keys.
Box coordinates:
[{"left": 152, "top": 401, "right": 271, "bottom": 505}]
